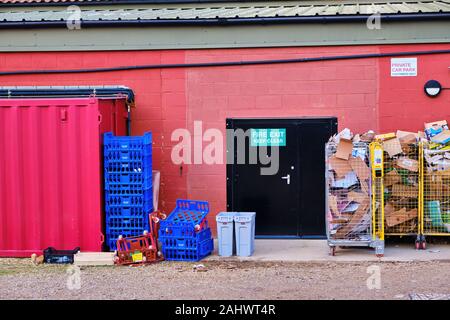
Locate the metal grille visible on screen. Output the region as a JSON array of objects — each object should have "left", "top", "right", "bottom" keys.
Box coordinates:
[
  {"left": 382, "top": 141, "right": 421, "bottom": 236},
  {"left": 325, "top": 141, "right": 376, "bottom": 248},
  {"left": 422, "top": 144, "right": 450, "bottom": 236}
]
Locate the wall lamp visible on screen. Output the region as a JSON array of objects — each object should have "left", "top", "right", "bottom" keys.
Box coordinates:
[{"left": 424, "top": 80, "right": 448, "bottom": 98}]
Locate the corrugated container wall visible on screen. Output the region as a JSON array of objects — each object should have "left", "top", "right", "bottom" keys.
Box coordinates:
[{"left": 0, "top": 97, "right": 128, "bottom": 257}]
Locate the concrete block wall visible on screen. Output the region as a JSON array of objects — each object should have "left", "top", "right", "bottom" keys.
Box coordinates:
[{"left": 1, "top": 43, "right": 450, "bottom": 235}]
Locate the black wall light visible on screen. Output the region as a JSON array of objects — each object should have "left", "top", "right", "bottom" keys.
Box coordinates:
[{"left": 424, "top": 80, "right": 444, "bottom": 97}]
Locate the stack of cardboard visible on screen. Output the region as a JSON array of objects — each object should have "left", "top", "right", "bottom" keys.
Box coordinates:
[
  {"left": 423, "top": 120, "right": 450, "bottom": 233},
  {"left": 379, "top": 130, "right": 420, "bottom": 234},
  {"left": 424, "top": 120, "right": 450, "bottom": 171},
  {"left": 328, "top": 120, "right": 450, "bottom": 236},
  {"left": 327, "top": 130, "right": 373, "bottom": 240}
]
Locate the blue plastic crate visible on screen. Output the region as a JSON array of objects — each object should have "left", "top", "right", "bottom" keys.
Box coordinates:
[
  {"left": 106, "top": 216, "right": 150, "bottom": 230},
  {"left": 105, "top": 206, "right": 150, "bottom": 218},
  {"left": 105, "top": 184, "right": 153, "bottom": 195},
  {"left": 105, "top": 172, "right": 152, "bottom": 187},
  {"left": 104, "top": 150, "right": 152, "bottom": 162},
  {"left": 162, "top": 238, "right": 214, "bottom": 261},
  {"left": 105, "top": 193, "right": 153, "bottom": 210},
  {"left": 104, "top": 159, "right": 152, "bottom": 174},
  {"left": 159, "top": 227, "right": 212, "bottom": 250},
  {"left": 160, "top": 199, "right": 210, "bottom": 237},
  {"left": 103, "top": 148, "right": 152, "bottom": 162},
  {"left": 104, "top": 132, "right": 152, "bottom": 161},
  {"left": 105, "top": 217, "right": 150, "bottom": 251},
  {"left": 104, "top": 132, "right": 152, "bottom": 151}
]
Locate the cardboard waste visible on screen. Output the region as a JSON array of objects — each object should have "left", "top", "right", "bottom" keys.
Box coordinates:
[
  {"left": 327, "top": 129, "right": 373, "bottom": 240},
  {"left": 424, "top": 120, "right": 449, "bottom": 140},
  {"left": 328, "top": 121, "right": 450, "bottom": 236},
  {"left": 423, "top": 123, "right": 450, "bottom": 233},
  {"left": 381, "top": 130, "right": 420, "bottom": 234}
]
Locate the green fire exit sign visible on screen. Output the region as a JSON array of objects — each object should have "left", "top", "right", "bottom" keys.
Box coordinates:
[{"left": 250, "top": 128, "right": 286, "bottom": 147}]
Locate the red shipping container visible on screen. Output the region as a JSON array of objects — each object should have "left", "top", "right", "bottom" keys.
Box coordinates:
[{"left": 0, "top": 97, "right": 128, "bottom": 257}]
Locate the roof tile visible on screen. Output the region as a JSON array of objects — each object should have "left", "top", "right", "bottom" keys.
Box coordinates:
[{"left": 1, "top": 1, "right": 449, "bottom": 21}]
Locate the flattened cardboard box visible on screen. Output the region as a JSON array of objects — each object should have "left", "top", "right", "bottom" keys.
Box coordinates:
[
  {"left": 348, "top": 156, "right": 370, "bottom": 181},
  {"left": 334, "top": 197, "right": 370, "bottom": 238},
  {"left": 361, "top": 180, "right": 370, "bottom": 195},
  {"left": 390, "top": 197, "right": 414, "bottom": 209},
  {"left": 425, "top": 120, "right": 449, "bottom": 139},
  {"left": 384, "top": 169, "right": 401, "bottom": 187},
  {"left": 329, "top": 156, "right": 352, "bottom": 178},
  {"left": 384, "top": 203, "right": 396, "bottom": 216},
  {"left": 383, "top": 138, "right": 403, "bottom": 157},
  {"left": 335, "top": 138, "right": 353, "bottom": 160},
  {"left": 396, "top": 130, "right": 418, "bottom": 142},
  {"left": 332, "top": 171, "right": 358, "bottom": 188},
  {"left": 391, "top": 184, "right": 418, "bottom": 198},
  {"left": 396, "top": 157, "right": 419, "bottom": 172},
  {"left": 385, "top": 208, "right": 418, "bottom": 227},
  {"left": 348, "top": 191, "right": 368, "bottom": 203},
  {"left": 436, "top": 169, "right": 450, "bottom": 176}
]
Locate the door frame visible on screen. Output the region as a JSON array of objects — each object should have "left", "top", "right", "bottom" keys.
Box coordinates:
[{"left": 226, "top": 117, "right": 338, "bottom": 239}]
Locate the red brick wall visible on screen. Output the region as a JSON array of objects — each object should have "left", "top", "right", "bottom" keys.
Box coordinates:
[
  {"left": 1, "top": 43, "right": 450, "bottom": 234},
  {"left": 378, "top": 44, "right": 450, "bottom": 132},
  {"left": 184, "top": 46, "right": 380, "bottom": 229}
]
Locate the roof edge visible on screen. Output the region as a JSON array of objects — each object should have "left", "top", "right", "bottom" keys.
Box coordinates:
[
  {"left": 1, "top": 0, "right": 265, "bottom": 7},
  {"left": 1, "top": 13, "right": 450, "bottom": 29}
]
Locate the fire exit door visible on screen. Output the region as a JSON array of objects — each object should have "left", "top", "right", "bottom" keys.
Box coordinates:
[{"left": 226, "top": 117, "right": 337, "bottom": 238}]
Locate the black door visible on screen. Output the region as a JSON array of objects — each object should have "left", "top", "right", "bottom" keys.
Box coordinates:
[{"left": 227, "top": 117, "right": 337, "bottom": 238}]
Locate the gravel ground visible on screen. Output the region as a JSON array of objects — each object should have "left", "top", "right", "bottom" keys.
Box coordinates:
[{"left": 0, "top": 258, "right": 449, "bottom": 300}]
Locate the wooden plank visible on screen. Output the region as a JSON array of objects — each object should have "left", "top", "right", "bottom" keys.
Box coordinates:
[{"left": 74, "top": 252, "right": 115, "bottom": 266}]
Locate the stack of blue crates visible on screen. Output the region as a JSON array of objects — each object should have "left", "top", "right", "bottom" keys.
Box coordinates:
[
  {"left": 103, "top": 132, "right": 153, "bottom": 251},
  {"left": 159, "top": 200, "right": 214, "bottom": 261}
]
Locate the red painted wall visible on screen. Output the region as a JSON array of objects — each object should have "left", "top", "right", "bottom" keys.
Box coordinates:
[
  {"left": 378, "top": 44, "right": 450, "bottom": 132},
  {"left": 1, "top": 43, "right": 449, "bottom": 233}
]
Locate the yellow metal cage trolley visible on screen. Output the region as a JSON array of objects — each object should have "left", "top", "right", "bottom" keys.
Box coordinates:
[
  {"left": 421, "top": 142, "right": 450, "bottom": 248},
  {"left": 325, "top": 141, "right": 384, "bottom": 257},
  {"left": 374, "top": 140, "right": 424, "bottom": 249}
]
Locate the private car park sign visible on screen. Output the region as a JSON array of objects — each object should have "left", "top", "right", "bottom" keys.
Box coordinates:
[{"left": 391, "top": 58, "right": 417, "bottom": 77}]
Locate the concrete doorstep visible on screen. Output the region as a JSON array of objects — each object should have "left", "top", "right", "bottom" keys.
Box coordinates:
[{"left": 205, "top": 239, "right": 450, "bottom": 263}]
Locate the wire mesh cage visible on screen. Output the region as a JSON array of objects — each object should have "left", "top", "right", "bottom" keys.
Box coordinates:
[
  {"left": 381, "top": 140, "right": 421, "bottom": 237},
  {"left": 422, "top": 143, "right": 450, "bottom": 236},
  {"left": 325, "top": 141, "right": 384, "bottom": 256}
]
